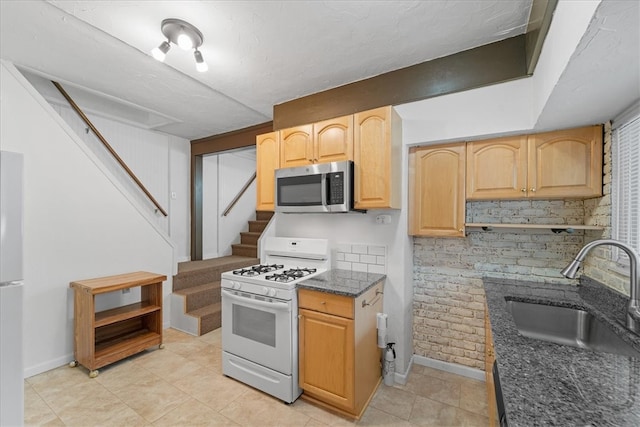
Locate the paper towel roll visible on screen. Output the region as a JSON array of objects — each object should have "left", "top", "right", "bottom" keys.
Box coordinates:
[{"left": 376, "top": 313, "right": 387, "bottom": 348}]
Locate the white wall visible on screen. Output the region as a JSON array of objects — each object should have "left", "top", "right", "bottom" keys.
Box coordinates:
[
  {"left": 1, "top": 61, "right": 175, "bottom": 377},
  {"left": 168, "top": 135, "right": 191, "bottom": 263},
  {"left": 202, "top": 155, "right": 220, "bottom": 259},
  {"left": 218, "top": 150, "right": 257, "bottom": 255},
  {"left": 45, "top": 100, "right": 191, "bottom": 264},
  {"left": 202, "top": 149, "right": 257, "bottom": 259}
]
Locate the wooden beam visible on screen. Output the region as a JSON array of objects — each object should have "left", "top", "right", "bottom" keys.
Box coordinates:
[
  {"left": 525, "top": 0, "right": 559, "bottom": 74},
  {"left": 191, "top": 121, "right": 273, "bottom": 156},
  {"left": 190, "top": 154, "right": 203, "bottom": 260},
  {"left": 273, "top": 35, "right": 527, "bottom": 130}
]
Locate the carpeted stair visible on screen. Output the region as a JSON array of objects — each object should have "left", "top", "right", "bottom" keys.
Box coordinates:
[{"left": 171, "top": 211, "right": 273, "bottom": 336}]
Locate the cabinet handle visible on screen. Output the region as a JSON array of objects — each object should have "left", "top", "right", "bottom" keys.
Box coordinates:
[
  {"left": 298, "top": 314, "right": 302, "bottom": 319},
  {"left": 375, "top": 289, "right": 383, "bottom": 296},
  {"left": 362, "top": 296, "right": 382, "bottom": 308},
  {"left": 521, "top": 188, "right": 526, "bottom": 193},
  {"left": 320, "top": 301, "right": 326, "bottom": 305},
  {"left": 530, "top": 188, "right": 536, "bottom": 192}
]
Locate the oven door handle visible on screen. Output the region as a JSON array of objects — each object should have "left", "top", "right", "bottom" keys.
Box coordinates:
[{"left": 222, "top": 289, "right": 291, "bottom": 311}]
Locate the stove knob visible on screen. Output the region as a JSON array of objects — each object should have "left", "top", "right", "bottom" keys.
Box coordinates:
[
  {"left": 268, "top": 288, "right": 277, "bottom": 297},
  {"left": 233, "top": 281, "right": 242, "bottom": 290},
  {"left": 262, "top": 287, "right": 270, "bottom": 295}
]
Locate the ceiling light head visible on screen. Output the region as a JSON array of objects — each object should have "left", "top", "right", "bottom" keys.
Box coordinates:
[
  {"left": 152, "top": 18, "right": 207, "bottom": 72},
  {"left": 160, "top": 18, "right": 203, "bottom": 49},
  {"left": 194, "top": 49, "right": 208, "bottom": 72},
  {"left": 151, "top": 41, "right": 171, "bottom": 62},
  {"left": 177, "top": 32, "right": 193, "bottom": 50}
]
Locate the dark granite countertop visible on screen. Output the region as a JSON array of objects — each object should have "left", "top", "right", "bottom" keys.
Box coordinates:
[
  {"left": 484, "top": 277, "right": 640, "bottom": 427},
  {"left": 297, "top": 269, "right": 385, "bottom": 297}
]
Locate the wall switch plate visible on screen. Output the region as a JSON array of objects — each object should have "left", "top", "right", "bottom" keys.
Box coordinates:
[{"left": 375, "top": 215, "right": 391, "bottom": 224}]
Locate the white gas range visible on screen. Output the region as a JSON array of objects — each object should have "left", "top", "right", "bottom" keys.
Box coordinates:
[{"left": 221, "top": 237, "right": 330, "bottom": 403}]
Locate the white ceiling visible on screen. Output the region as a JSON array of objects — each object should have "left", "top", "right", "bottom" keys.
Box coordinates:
[
  {"left": 0, "top": 0, "right": 535, "bottom": 140},
  {"left": 2, "top": 1, "right": 638, "bottom": 142}
]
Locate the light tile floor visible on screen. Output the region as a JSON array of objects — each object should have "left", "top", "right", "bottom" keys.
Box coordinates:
[{"left": 24, "top": 328, "right": 489, "bottom": 426}]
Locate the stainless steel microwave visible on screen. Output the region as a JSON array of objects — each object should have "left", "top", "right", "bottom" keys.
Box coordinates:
[{"left": 275, "top": 160, "right": 353, "bottom": 213}]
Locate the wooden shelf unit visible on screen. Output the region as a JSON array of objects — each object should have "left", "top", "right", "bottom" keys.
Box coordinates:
[{"left": 69, "top": 271, "right": 166, "bottom": 377}]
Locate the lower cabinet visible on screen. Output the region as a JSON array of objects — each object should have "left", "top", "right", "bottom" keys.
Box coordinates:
[{"left": 298, "top": 283, "right": 383, "bottom": 419}]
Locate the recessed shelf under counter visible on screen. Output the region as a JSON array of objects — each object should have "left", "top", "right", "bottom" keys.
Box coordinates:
[{"left": 465, "top": 223, "right": 604, "bottom": 233}]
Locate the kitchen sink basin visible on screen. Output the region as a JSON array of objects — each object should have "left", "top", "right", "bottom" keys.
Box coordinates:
[{"left": 505, "top": 300, "right": 640, "bottom": 358}]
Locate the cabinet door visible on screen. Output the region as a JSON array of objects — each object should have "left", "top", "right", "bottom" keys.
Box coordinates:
[
  {"left": 313, "top": 115, "right": 353, "bottom": 163},
  {"left": 299, "top": 308, "right": 355, "bottom": 411},
  {"left": 256, "top": 132, "right": 279, "bottom": 211},
  {"left": 528, "top": 125, "right": 603, "bottom": 199},
  {"left": 467, "top": 136, "right": 528, "bottom": 200},
  {"left": 354, "top": 106, "right": 396, "bottom": 209},
  {"left": 280, "top": 125, "right": 313, "bottom": 168},
  {"left": 409, "top": 143, "right": 466, "bottom": 237}
]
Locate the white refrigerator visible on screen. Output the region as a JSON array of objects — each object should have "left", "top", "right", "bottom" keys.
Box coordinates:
[{"left": 0, "top": 150, "right": 24, "bottom": 426}]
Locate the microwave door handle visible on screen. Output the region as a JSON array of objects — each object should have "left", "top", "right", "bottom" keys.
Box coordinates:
[{"left": 321, "top": 174, "right": 329, "bottom": 212}]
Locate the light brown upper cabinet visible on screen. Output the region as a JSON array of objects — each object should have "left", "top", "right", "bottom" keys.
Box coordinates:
[
  {"left": 354, "top": 106, "right": 401, "bottom": 209},
  {"left": 314, "top": 115, "right": 354, "bottom": 164},
  {"left": 466, "top": 135, "right": 528, "bottom": 199},
  {"left": 467, "top": 125, "right": 603, "bottom": 200},
  {"left": 409, "top": 143, "right": 466, "bottom": 237},
  {"left": 280, "top": 124, "right": 313, "bottom": 168},
  {"left": 256, "top": 131, "right": 280, "bottom": 211},
  {"left": 280, "top": 115, "right": 353, "bottom": 168}
]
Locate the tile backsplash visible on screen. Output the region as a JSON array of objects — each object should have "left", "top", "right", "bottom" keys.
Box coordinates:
[{"left": 334, "top": 243, "right": 386, "bottom": 274}]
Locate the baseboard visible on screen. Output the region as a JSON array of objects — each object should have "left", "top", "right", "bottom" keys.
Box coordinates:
[
  {"left": 24, "top": 353, "right": 74, "bottom": 379},
  {"left": 392, "top": 355, "right": 413, "bottom": 385},
  {"left": 412, "top": 355, "right": 485, "bottom": 382}
]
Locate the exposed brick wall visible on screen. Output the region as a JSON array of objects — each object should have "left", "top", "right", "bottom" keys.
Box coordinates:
[
  {"left": 583, "top": 122, "right": 629, "bottom": 293},
  {"left": 413, "top": 201, "right": 587, "bottom": 369}
]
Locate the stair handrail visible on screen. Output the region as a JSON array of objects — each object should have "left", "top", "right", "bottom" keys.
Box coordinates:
[
  {"left": 222, "top": 172, "right": 256, "bottom": 217},
  {"left": 51, "top": 81, "right": 168, "bottom": 217}
]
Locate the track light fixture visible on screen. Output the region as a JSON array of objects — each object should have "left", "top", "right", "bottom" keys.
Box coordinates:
[{"left": 151, "top": 18, "right": 208, "bottom": 72}]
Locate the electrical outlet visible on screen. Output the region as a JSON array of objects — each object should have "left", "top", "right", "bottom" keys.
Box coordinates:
[{"left": 375, "top": 215, "right": 391, "bottom": 225}]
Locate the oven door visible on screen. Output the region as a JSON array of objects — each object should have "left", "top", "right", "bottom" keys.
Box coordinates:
[{"left": 221, "top": 289, "right": 293, "bottom": 374}]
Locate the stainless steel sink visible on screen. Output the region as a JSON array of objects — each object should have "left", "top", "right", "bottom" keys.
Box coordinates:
[{"left": 505, "top": 300, "right": 640, "bottom": 358}]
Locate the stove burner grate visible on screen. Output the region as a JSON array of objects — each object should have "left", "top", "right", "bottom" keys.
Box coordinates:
[
  {"left": 265, "top": 267, "right": 317, "bottom": 283},
  {"left": 232, "top": 264, "right": 284, "bottom": 276}
]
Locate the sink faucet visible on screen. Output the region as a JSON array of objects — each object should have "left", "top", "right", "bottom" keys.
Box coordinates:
[{"left": 561, "top": 239, "right": 640, "bottom": 334}]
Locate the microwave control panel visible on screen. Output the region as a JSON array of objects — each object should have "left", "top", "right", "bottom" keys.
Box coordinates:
[{"left": 327, "top": 172, "right": 344, "bottom": 205}]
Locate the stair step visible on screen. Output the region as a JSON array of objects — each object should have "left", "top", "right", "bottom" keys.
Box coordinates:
[
  {"left": 256, "top": 210, "right": 274, "bottom": 221},
  {"left": 248, "top": 220, "right": 269, "bottom": 233},
  {"left": 173, "top": 256, "right": 258, "bottom": 292},
  {"left": 232, "top": 243, "right": 257, "bottom": 258},
  {"left": 174, "top": 281, "right": 221, "bottom": 312},
  {"left": 188, "top": 303, "right": 221, "bottom": 335},
  {"left": 240, "top": 231, "right": 261, "bottom": 246}
]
